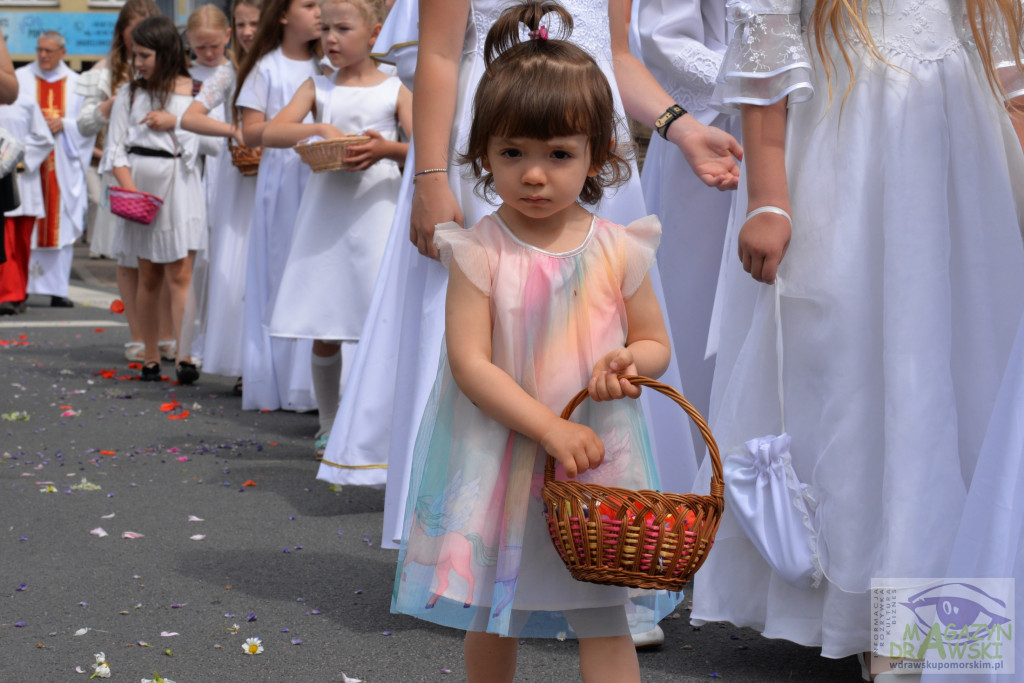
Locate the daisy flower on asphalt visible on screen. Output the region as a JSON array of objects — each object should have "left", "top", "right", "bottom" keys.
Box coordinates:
[
  {"left": 90, "top": 652, "right": 111, "bottom": 678},
  {"left": 242, "top": 636, "right": 263, "bottom": 655},
  {"left": 142, "top": 673, "right": 175, "bottom": 683}
]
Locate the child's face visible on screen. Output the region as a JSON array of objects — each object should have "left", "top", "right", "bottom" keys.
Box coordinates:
[
  {"left": 189, "top": 27, "right": 230, "bottom": 67},
  {"left": 281, "top": 0, "right": 322, "bottom": 43},
  {"left": 132, "top": 44, "right": 157, "bottom": 80},
  {"left": 320, "top": 3, "right": 379, "bottom": 69},
  {"left": 483, "top": 135, "right": 597, "bottom": 224},
  {"left": 233, "top": 4, "right": 261, "bottom": 55}
]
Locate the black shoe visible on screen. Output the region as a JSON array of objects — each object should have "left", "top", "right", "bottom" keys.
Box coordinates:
[
  {"left": 13, "top": 299, "right": 27, "bottom": 313},
  {"left": 176, "top": 361, "right": 199, "bottom": 385},
  {"left": 50, "top": 296, "right": 74, "bottom": 308},
  {"left": 0, "top": 301, "right": 17, "bottom": 316},
  {"left": 140, "top": 362, "right": 162, "bottom": 382}
]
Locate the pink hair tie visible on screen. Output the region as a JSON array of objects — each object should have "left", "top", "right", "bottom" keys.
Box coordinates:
[{"left": 529, "top": 25, "right": 548, "bottom": 40}]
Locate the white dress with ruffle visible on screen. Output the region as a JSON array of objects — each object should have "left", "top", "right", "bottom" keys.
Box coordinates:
[{"left": 691, "top": 0, "right": 1024, "bottom": 658}]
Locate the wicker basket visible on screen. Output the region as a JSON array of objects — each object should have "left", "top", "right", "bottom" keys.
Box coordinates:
[
  {"left": 542, "top": 376, "right": 724, "bottom": 591},
  {"left": 293, "top": 135, "right": 370, "bottom": 173},
  {"left": 228, "top": 140, "right": 261, "bottom": 177}
]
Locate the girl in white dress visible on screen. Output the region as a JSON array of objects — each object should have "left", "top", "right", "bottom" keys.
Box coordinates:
[
  {"left": 108, "top": 16, "right": 206, "bottom": 382},
  {"left": 75, "top": 0, "right": 162, "bottom": 362},
  {"left": 392, "top": 6, "right": 676, "bottom": 678},
  {"left": 689, "top": 0, "right": 1024, "bottom": 673},
  {"left": 262, "top": 0, "right": 411, "bottom": 456},
  {"left": 178, "top": 0, "right": 261, "bottom": 389},
  {"left": 234, "top": 0, "right": 322, "bottom": 411},
  {"left": 316, "top": 0, "right": 743, "bottom": 556}
]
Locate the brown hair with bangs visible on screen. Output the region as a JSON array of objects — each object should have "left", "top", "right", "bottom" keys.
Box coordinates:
[
  {"left": 131, "top": 16, "right": 192, "bottom": 111},
  {"left": 108, "top": 0, "right": 162, "bottom": 94},
  {"left": 461, "top": 0, "right": 630, "bottom": 205}
]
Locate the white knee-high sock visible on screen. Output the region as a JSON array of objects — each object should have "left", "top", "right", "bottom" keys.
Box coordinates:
[{"left": 311, "top": 349, "right": 342, "bottom": 438}]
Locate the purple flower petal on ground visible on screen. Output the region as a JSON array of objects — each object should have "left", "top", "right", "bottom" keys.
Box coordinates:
[
  {"left": 381, "top": 631, "right": 391, "bottom": 636},
  {"left": 246, "top": 613, "right": 256, "bottom": 622},
  {"left": 282, "top": 548, "right": 290, "bottom": 553},
  {"left": 14, "top": 621, "right": 25, "bottom": 627},
  {"left": 311, "top": 609, "right": 321, "bottom": 615},
  {"left": 16, "top": 583, "right": 26, "bottom": 591},
  {"left": 290, "top": 638, "right": 302, "bottom": 645},
  {"left": 280, "top": 628, "right": 289, "bottom": 633}
]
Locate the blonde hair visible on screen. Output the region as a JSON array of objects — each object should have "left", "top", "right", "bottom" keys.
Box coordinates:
[
  {"left": 187, "top": 4, "right": 233, "bottom": 66},
  {"left": 809, "top": 0, "right": 1024, "bottom": 103},
  {"left": 320, "top": 0, "right": 386, "bottom": 26}
]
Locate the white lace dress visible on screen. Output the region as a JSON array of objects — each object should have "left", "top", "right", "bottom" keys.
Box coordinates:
[
  {"left": 691, "top": 0, "right": 1024, "bottom": 658},
  {"left": 316, "top": 0, "right": 699, "bottom": 555}
]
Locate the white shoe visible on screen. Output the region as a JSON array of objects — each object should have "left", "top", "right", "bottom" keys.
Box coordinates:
[
  {"left": 158, "top": 340, "right": 177, "bottom": 361},
  {"left": 124, "top": 341, "right": 145, "bottom": 362},
  {"left": 631, "top": 624, "right": 664, "bottom": 649}
]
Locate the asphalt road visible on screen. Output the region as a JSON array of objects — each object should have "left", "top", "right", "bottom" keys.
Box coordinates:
[{"left": 0, "top": 249, "right": 860, "bottom": 682}]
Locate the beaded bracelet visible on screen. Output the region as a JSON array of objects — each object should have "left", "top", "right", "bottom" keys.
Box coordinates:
[{"left": 414, "top": 168, "right": 447, "bottom": 178}]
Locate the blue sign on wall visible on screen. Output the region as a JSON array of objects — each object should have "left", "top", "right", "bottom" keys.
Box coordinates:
[{"left": 0, "top": 12, "right": 118, "bottom": 56}]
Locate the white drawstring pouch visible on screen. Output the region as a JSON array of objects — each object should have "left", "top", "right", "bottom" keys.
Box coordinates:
[{"left": 722, "top": 280, "right": 823, "bottom": 590}]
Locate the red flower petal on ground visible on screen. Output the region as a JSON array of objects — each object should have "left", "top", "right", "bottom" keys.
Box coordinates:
[
  {"left": 93, "top": 328, "right": 105, "bottom": 333},
  {"left": 160, "top": 401, "right": 180, "bottom": 412},
  {"left": 99, "top": 450, "right": 116, "bottom": 455},
  {"left": 167, "top": 410, "right": 190, "bottom": 420},
  {"left": 127, "top": 362, "right": 142, "bottom": 369},
  {"left": 242, "top": 480, "right": 258, "bottom": 487},
  {"left": 109, "top": 300, "right": 125, "bottom": 314}
]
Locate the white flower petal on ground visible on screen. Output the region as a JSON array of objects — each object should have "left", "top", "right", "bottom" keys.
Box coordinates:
[
  {"left": 189, "top": 534, "right": 205, "bottom": 541},
  {"left": 89, "top": 528, "right": 108, "bottom": 538},
  {"left": 74, "top": 627, "right": 90, "bottom": 636},
  {"left": 341, "top": 674, "right": 363, "bottom": 683},
  {"left": 242, "top": 636, "right": 263, "bottom": 655},
  {"left": 100, "top": 513, "right": 115, "bottom": 519},
  {"left": 122, "top": 531, "right": 144, "bottom": 539},
  {"left": 187, "top": 515, "right": 203, "bottom": 522}
]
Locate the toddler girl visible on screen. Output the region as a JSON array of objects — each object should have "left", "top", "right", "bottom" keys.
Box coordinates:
[{"left": 392, "top": 4, "right": 678, "bottom": 680}]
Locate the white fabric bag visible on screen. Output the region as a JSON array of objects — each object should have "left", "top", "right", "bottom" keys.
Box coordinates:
[{"left": 722, "top": 279, "right": 822, "bottom": 589}]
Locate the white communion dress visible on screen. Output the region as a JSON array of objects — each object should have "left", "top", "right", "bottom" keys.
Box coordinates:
[
  {"left": 236, "top": 48, "right": 319, "bottom": 411},
  {"left": 691, "top": 0, "right": 1024, "bottom": 658},
  {"left": 267, "top": 73, "right": 402, "bottom": 340}
]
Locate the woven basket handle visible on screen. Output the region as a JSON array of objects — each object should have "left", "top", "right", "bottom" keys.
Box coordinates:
[{"left": 543, "top": 375, "right": 724, "bottom": 501}]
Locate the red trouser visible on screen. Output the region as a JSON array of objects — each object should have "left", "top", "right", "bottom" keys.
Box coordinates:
[{"left": 0, "top": 216, "right": 34, "bottom": 303}]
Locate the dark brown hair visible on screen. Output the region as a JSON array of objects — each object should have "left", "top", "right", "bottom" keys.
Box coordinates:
[
  {"left": 461, "top": 1, "right": 630, "bottom": 205},
  {"left": 230, "top": 0, "right": 262, "bottom": 63},
  {"left": 232, "top": 0, "right": 320, "bottom": 113},
  {"left": 131, "top": 16, "right": 192, "bottom": 110},
  {"left": 109, "top": 0, "right": 162, "bottom": 94}
]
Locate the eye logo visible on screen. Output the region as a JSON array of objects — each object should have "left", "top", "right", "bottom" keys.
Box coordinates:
[{"left": 900, "top": 582, "right": 1011, "bottom": 645}]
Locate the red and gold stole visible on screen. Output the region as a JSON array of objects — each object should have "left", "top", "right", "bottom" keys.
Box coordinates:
[{"left": 35, "top": 76, "right": 66, "bottom": 249}]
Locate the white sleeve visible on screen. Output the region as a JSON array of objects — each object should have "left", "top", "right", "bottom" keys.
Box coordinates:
[
  {"left": 108, "top": 84, "right": 133, "bottom": 169},
  {"left": 634, "top": 0, "right": 727, "bottom": 125},
  {"left": 712, "top": 0, "right": 814, "bottom": 112}
]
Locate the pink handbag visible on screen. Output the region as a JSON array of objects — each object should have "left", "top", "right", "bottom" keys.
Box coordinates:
[{"left": 108, "top": 186, "right": 163, "bottom": 225}]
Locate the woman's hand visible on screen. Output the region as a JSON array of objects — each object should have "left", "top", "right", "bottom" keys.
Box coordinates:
[
  {"left": 589, "top": 348, "right": 642, "bottom": 401},
  {"left": 410, "top": 173, "right": 462, "bottom": 259},
  {"left": 230, "top": 125, "right": 246, "bottom": 147},
  {"left": 343, "top": 129, "right": 389, "bottom": 171},
  {"left": 737, "top": 210, "right": 791, "bottom": 283},
  {"left": 142, "top": 110, "right": 177, "bottom": 131},
  {"left": 540, "top": 419, "right": 605, "bottom": 478}
]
